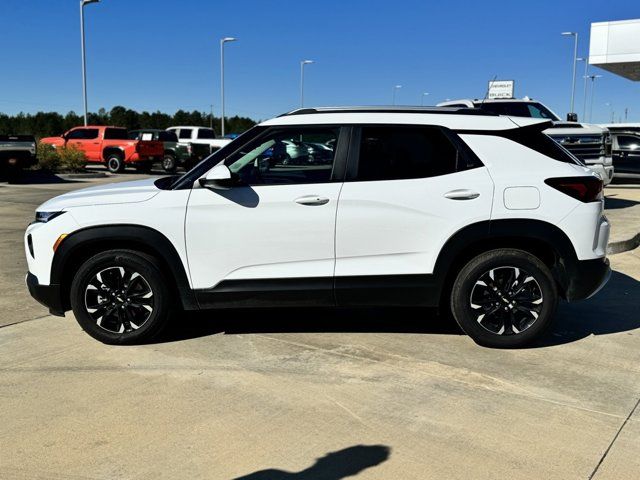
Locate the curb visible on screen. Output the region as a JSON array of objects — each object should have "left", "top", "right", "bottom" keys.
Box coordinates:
[
  {"left": 608, "top": 232, "right": 640, "bottom": 255},
  {"left": 58, "top": 172, "right": 108, "bottom": 179}
]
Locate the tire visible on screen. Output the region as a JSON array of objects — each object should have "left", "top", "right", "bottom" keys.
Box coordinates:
[
  {"left": 450, "top": 249, "right": 558, "bottom": 348},
  {"left": 162, "top": 153, "right": 177, "bottom": 173},
  {"left": 106, "top": 153, "right": 125, "bottom": 173},
  {"left": 70, "top": 250, "right": 173, "bottom": 345}
]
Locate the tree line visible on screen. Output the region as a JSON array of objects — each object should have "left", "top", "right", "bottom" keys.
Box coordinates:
[{"left": 0, "top": 106, "right": 257, "bottom": 139}]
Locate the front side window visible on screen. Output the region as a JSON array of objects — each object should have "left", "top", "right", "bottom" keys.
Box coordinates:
[
  {"left": 617, "top": 135, "right": 640, "bottom": 150},
  {"left": 66, "top": 129, "right": 87, "bottom": 140},
  {"left": 224, "top": 128, "right": 338, "bottom": 185},
  {"left": 355, "top": 126, "right": 458, "bottom": 181},
  {"left": 179, "top": 129, "right": 193, "bottom": 139}
]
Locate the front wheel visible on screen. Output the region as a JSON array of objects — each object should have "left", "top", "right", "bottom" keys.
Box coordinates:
[
  {"left": 70, "top": 250, "right": 172, "bottom": 345},
  {"left": 450, "top": 249, "right": 558, "bottom": 348}
]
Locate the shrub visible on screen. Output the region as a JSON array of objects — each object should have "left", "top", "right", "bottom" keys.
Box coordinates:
[
  {"left": 58, "top": 144, "right": 87, "bottom": 172},
  {"left": 36, "top": 143, "right": 60, "bottom": 171}
]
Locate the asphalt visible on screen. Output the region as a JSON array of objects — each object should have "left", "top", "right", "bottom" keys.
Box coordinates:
[{"left": 1, "top": 171, "right": 639, "bottom": 480}]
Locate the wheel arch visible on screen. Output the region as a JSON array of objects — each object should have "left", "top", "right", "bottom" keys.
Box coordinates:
[
  {"left": 102, "top": 147, "right": 125, "bottom": 161},
  {"left": 434, "top": 219, "right": 579, "bottom": 305},
  {"left": 51, "top": 224, "right": 197, "bottom": 312}
]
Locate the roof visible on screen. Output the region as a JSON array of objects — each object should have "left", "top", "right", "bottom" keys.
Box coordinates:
[{"left": 261, "top": 107, "right": 549, "bottom": 131}]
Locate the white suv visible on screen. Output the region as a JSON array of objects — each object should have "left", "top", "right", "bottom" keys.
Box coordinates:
[{"left": 25, "top": 107, "right": 611, "bottom": 348}]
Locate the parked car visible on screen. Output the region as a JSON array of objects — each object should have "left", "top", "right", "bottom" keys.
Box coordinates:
[
  {"left": 128, "top": 129, "right": 190, "bottom": 173},
  {"left": 611, "top": 132, "right": 640, "bottom": 180},
  {"left": 166, "top": 126, "right": 232, "bottom": 157},
  {"left": 0, "top": 134, "right": 37, "bottom": 180},
  {"left": 40, "top": 126, "right": 164, "bottom": 173},
  {"left": 25, "top": 106, "right": 610, "bottom": 348},
  {"left": 437, "top": 98, "right": 614, "bottom": 185}
]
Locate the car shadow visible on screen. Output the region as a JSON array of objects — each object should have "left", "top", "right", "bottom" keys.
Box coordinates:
[
  {"left": 157, "top": 305, "right": 461, "bottom": 344},
  {"left": 604, "top": 195, "right": 640, "bottom": 209},
  {"left": 0, "top": 170, "right": 79, "bottom": 185},
  {"left": 232, "top": 444, "right": 390, "bottom": 480},
  {"left": 155, "top": 270, "right": 640, "bottom": 348},
  {"left": 530, "top": 269, "right": 640, "bottom": 348}
]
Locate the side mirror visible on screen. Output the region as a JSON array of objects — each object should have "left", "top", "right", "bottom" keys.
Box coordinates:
[{"left": 198, "top": 163, "right": 237, "bottom": 190}]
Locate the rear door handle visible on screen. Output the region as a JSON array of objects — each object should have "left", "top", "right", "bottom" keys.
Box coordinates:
[
  {"left": 295, "top": 195, "right": 330, "bottom": 206},
  {"left": 444, "top": 189, "right": 480, "bottom": 200}
]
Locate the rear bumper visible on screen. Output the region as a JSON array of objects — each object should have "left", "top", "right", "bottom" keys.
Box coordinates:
[
  {"left": 563, "top": 257, "right": 611, "bottom": 302},
  {"left": 25, "top": 272, "right": 66, "bottom": 316}
]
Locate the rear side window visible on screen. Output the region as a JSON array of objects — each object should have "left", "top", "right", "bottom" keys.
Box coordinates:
[
  {"left": 355, "top": 126, "right": 458, "bottom": 181},
  {"left": 104, "top": 128, "right": 129, "bottom": 140},
  {"left": 197, "top": 129, "right": 216, "bottom": 139},
  {"left": 179, "top": 129, "right": 192, "bottom": 139},
  {"left": 500, "top": 125, "right": 582, "bottom": 165}
]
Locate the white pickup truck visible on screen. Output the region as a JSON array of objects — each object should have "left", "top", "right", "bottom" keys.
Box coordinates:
[
  {"left": 437, "top": 98, "right": 614, "bottom": 185},
  {"left": 166, "top": 126, "right": 232, "bottom": 161}
]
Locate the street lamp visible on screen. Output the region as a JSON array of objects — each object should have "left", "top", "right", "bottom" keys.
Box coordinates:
[
  {"left": 585, "top": 74, "right": 602, "bottom": 122},
  {"left": 300, "top": 60, "right": 314, "bottom": 108},
  {"left": 561, "top": 32, "right": 579, "bottom": 118},
  {"left": 220, "top": 36, "right": 237, "bottom": 137},
  {"left": 80, "top": 0, "right": 100, "bottom": 126},
  {"left": 420, "top": 92, "right": 430, "bottom": 106},
  {"left": 392, "top": 85, "right": 402, "bottom": 105},
  {"left": 577, "top": 57, "right": 589, "bottom": 122}
]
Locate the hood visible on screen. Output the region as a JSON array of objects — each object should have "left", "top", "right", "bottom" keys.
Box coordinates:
[
  {"left": 545, "top": 122, "right": 607, "bottom": 136},
  {"left": 37, "top": 177, "right": 161, "bottom": 211}
]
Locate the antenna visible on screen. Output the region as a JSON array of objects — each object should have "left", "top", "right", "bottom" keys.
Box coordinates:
[{"left": 481, "top": 75, "right": 498, "bottom": 106}]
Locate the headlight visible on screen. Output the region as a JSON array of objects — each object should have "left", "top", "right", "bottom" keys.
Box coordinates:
[{"left": 35, "top": 211, "right": 66, "bottom": 223}]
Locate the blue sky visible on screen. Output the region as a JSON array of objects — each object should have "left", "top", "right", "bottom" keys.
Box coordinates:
[{"left": 0, "top": 0, "right": 638, "bottom": 123}]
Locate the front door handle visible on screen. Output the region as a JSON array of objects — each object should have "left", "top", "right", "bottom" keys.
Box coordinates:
[
  {"left": 444, "top": 189, "right": 480, "bottom": 200},
  {"left": 295, "top": 195, "right": 330, "bottom": 206}
]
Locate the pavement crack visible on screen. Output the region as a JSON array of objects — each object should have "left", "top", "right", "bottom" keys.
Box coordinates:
[{"left": 588, "top": 396, "right": 640, "bottom": 480}]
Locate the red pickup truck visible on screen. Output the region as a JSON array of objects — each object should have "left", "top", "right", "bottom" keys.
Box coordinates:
[{"left": 40, "top": 126, "right": 164, "bottom": 173}]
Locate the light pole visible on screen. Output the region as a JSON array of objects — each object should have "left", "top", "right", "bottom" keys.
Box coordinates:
[
  {"left": 577, "top": 57, "right": 589, "bottom": 122},
  {"left": 300, "top": 60, "right": 314, "bottom": 108},
  {"left": 561, "top": 32, "right": 579, "bottom": 117},
  {"left": 220, "top": 37, "right": 237, "bottom": 137},
  {"left": 80, "top": 0, "right": 100, "bottom": 126},
  {"left": 420, "top": 92, "right": 430, "bottom": 106},
  {"left": 392, "top": 85, "right": 402, "bottom": 105},
  {"left": 585, "top": 74, "right": 602, "bottom": 122}
]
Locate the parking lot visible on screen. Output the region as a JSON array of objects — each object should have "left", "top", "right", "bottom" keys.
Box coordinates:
[{"left": 1, "top": 172, "right": 639, "bottom": 479}]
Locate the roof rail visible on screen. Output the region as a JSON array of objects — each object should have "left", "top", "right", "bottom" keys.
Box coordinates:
[{"left": 278, "top": 106, "right": 498, "bottom": 117}]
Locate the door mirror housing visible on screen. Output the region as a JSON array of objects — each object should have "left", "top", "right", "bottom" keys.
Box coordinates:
[{"left": 198, "top": 163, "right": 237, "bottom": 190}]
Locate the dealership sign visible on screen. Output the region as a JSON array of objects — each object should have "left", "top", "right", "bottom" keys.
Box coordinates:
[{"left": 487, "top": 80, "right": 515, "bottom": 99}]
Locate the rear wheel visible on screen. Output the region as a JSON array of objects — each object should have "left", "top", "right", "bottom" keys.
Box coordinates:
[
  {"left": 450, "top": 249, "right": 558, "bottom": 348},
  {"left": 70, "top": 250, "right": 172, "bottom": 345},
  {"left": 106, "top": 153, "right": 125, "bottom": 173}
]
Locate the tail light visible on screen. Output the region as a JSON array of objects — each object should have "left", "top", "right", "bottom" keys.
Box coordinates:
[{"left": 545, "top": 176, "right": 603, "bottom": 203}]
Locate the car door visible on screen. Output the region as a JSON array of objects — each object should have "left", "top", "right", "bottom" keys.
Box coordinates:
[
  {"left": 65, "top": 127, "right": 100, "bottom": 160},
  {"left": 185, "top": 126, "right": 347, "bottom": 307},
  {"left": 614, "top": 134, "right": 640, "bottom": 174},
  {"left": 334, "top": 125, "right": 494, "bottom": 305}
]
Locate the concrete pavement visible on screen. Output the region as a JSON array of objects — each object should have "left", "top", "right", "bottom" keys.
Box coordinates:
[{"left": 1, "top": 172, "right": 639, "bottom": 479}]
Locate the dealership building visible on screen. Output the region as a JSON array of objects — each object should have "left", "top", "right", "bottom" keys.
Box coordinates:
[{"left": 589, "top": 18, "right": 640, "bottom": 81}]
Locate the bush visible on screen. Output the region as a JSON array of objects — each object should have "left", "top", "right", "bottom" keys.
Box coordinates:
[
  {"left": 36, "top": 143, "right": 60, "bottom": 171},
  {"left": 58, "top": 144, "right": 87, "bottom": 172}
]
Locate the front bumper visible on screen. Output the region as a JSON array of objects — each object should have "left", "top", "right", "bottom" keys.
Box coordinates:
[
  {"left": 25, "top": 272, "right": 66, "bottom": 317},
  {"left": 563, "top": 257, "right": 611, "bottom": 302}
]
